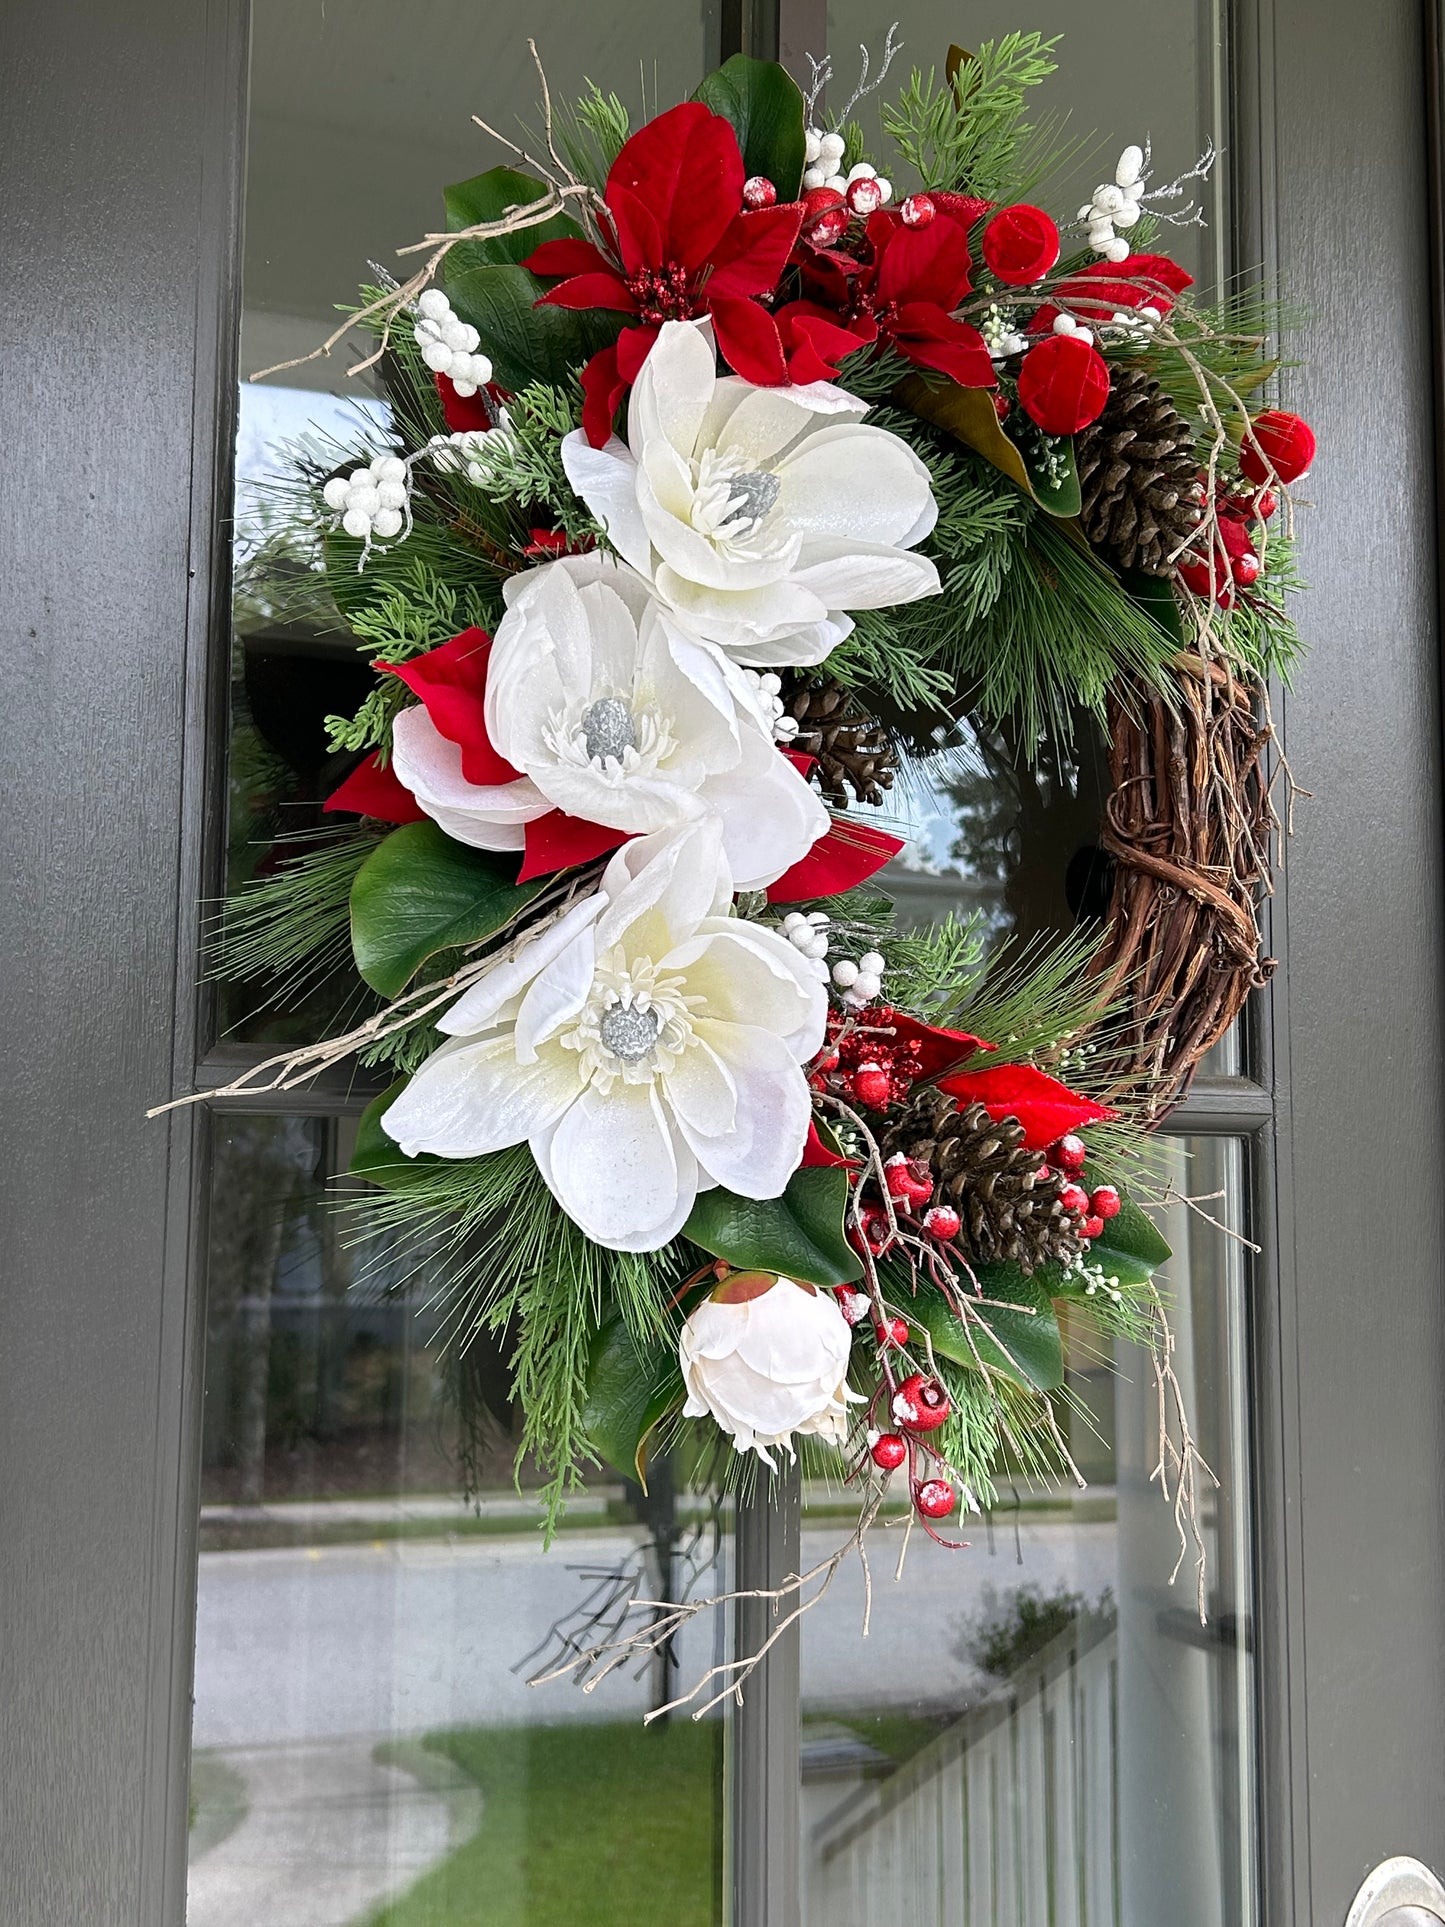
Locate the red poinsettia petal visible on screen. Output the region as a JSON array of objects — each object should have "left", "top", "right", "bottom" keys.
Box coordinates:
[
  {"left": 891, "top": 306, "right": 997, "bottom": 388},
  {"left": 384, "top": 629, "right": 522, "bottom": 788},
  {"left": 435, "top": 373, "right": 493, "bottom": 433},
  {"left": 709, "top": 294, "right": 788, "bottom": 384},
  {"left": 874, "top": 217, "right": 974, "bottom": 308},
  {"left": 580, "top": 344, "right": 628, "bottom": 448},
  {"left": 537, "top": 271, "right": 638, "bottom": 313},
  {"left": 801, "top": 1118, "right": 862, "bottom": 1170},
  {"left": 518, "top": 810, "right": 633, "bottom": 881},
  {"left": 323, "top": 752, "right": 426, "bottom": 824},
  {"left": 615, "top": 323, "right": 660, "bottom": 382},
  {"left": 608, "top": 184, "right": 667, "bottom": 279},
  {"left": 706, "top": 203, "right": 806, "bottom": 298},
  {"left": 872, "top": 1007, "right": 994, "bottom": 1079},
  {"left": 766, "top": 819, "right": 903, "bottom": 902},
  {"left": 1034, "top": 252, "right": 1195, "bottom": 331},
  {"left": 932, "top": 191, "right": 994, "bottom": 230},
  {"left": 606, "top": 101, "right": 744, "bottom": 272},
  {"left": 777, "top": 303, "right": 872, "bottom": 384},
  {"left": 939, "top": 1063, "right": 1119, "bottom": 1150},
  {"left": 524, "top": 235, "right": 613, "bottom": 279}
]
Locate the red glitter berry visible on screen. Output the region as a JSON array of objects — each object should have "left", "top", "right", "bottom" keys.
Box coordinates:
[
  {"left": 914, "top": 1478, "right": 956, "bottom": 1519},
  {"left": 834, "top": 1287, "right": 872, "bottom": 1326},
  {"left": 802, "top": 185, "right": 848, "bottom": 244},
  {"left": 892, "top": 1373, "right": 952, "bottom": 1433},
  {"left": 1082, "top": 1214, "right": 1106, "bottom": 1240},
  {"left": 1052, "top": 1134, "right": 1087, "bottom": 1173},
  {"left": 1090, "top": 1185, "right": 1121, "bottom": 1221},
  {"left": 870, "top": 1432, "right": 907, "bottom": 1471},
  {"left": 742, "top": 175, "right": 777, "bottom": 209},
  {"left": 1255, "top": 488, "right": 1279, "bottom": 520},
  {"left": 922, "top": 1203, "right": 961, "bottom": 1241},
  {"left": 883, "top": 1155, "right": 917, "bottom": 1201},
  {"left": 1059, "top": 1182, "right": 1091, "bottom": 1216},
  {"left": 846, "top": 175, "right": 885, "bottom": 216},
  {"left": 876, "top": 1316, "right": 909, "bottom": 1348},
  {"left": 900, "top": 193, "right": 935, "bottom": 227},
  {"left": 850, "top": 1064, "right": 893, "bottom": 1110},
  {"left": 1233, "top": 550, "right": 1262, "bottom": 587}
]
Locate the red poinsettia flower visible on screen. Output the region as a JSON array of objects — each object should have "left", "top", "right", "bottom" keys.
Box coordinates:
[
  {"left": 1031, "top": 252, "right": 1193, "bottom": 332},
  {"left": 881, "top": 1007, "right": 1118, "bottom": 1149},
  {"left": 776, "top": 202, "right": 995, "bottom": 389},
  {"left": 523, "top": 101, "right": 804, "bottom": 446}
]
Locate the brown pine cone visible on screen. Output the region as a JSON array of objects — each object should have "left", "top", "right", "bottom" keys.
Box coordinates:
[
  {"left": 882, "top": 1085, "right": 1087, "bottom": 1275},
  {"left": 781, "top": 675, "right": 896, "bottom": 809},
  {"left": 1076, "top": 367, "right": 1204, "bottom": 576}
]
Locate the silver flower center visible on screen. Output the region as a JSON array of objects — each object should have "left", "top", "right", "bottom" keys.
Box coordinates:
[
  {"left": 726, "top": 469, "right": 781, "bottom": 527},
  {"left": 599, "top": 1003, "right": 662, "bottom": 1064},
  {"left": 581, "top": 696, "right": 637, "bottom": 765}
]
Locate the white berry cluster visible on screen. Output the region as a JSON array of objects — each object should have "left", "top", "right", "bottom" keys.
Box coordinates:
[
  {"left": 781, "top": 910, "right": 832, "bottom": 981},
  {"left": 744, "top": 669, "right": 799, "bottom": 744},
  {"left": 414, "top": 288, "right": 493, "bottom": 396},
  {"left": 1077, "top": 143, "right": 1146, "bottom": 262},
  {"left": 980, "top": 303, "right": 1029, "bottom": 362},
  {"left": 803, "top": 128, "right": 893, "bottom": 204},
  {"left": 321, "top": 455, "right": 412, "bottom": 563},
  {"left": 427, "top": 417, "right": 515, "bottom": 488},
  {"left": 831, "top": 947, "right": 886, "bottom": 1010}
]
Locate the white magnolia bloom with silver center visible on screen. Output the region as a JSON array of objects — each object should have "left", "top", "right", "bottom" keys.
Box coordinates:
[
  {"left": 391, "top": 554, "right": 828, "bottom": 890},
  {"left": 382, "top": 819, "right": 828, "bottom": 1251},
  {"left": 560, "top": 319, "right": 942, "bottom": 668},
  {"left": 679, "top": 1272, "right": 861, "bottom": 1466}
]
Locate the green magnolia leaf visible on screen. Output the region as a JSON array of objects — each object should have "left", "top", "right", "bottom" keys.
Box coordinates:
[
  {"left": 582, "top": 1312, "right": 686, "bottom": 1487},
  {"left": 349, "top": 1081, "right": 442, "bottom": 1192},
  {"left": 1119, "top": 566, "right": 1189, "bottom": 645},
  {"left": 1008, "top": 426, "right": 1081, "bottom": 518},
  {"left": 897, "top": 375, "right": 1079, "bottom": 518},
  {"left": 905, "top": 1265, "right": 1065, "bottom": 1391},
  {"left": 693, "top": 55, "right": 807, "bottom": 200},
  {"left": 443, "top": 165, "right": 578, "bottom": 268},
  {"left": 1040, "top": 1167, "right": 1173, "bottom": 1296},
  {"left": 683, "top": 1167, "right": 863, "bottom": 1287},
  {"left": 349, "top": 819, "right": 543, "bottom": 999},
  {"left": 443, "top": 259, "right": 623, "bottom": 391}
]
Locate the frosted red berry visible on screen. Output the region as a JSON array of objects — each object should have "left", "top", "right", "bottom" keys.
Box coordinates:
[
  {"left": 742, "top": 175, "right": 777, "bottom": 209},
  {"left": 1052, "top": 1134, "right": 1087, "bottom": 1173},
  {"left": 876, "top": 1316, "right": 909, "bottom": 1348},
  {"left": 802, "top": 186, "right": 848, "bottom": 244},
  {"left": 884, "top": 1154, "right": 917, "bottom": 1201},
  {"left": 870, "top": 1432, "right": 907, "bottom": 1471},
  {"left": 834, "top": 1287, "right": 872, "bottom": 1326},
  {"left": 846, "top": 175, "right": 885, "bottom": 216},
  {"left": 850, "top": 1064, "right": 893, "bottom": 1110},
  {"left": 892, "top": 1373, "right": 951, "bottom": 1433},
  {"left": 1059, "top": 1182, "right": 1090, "bottom": 1216},
  {"left": 900, "top": 193, "right": 935, "bottom": 227},
  {"left": 1255, "top": 488, "right": 1278, "bottom": 520},
  {"left": 923, "top": 1203, "right": 961, "bottom": 1241},
  {"left": 914, "top": 1478, "right": 956, "bottom": 1519},
  {"left": 1082, "top": 1214, "right": 1105, "bottom": 1240},
  {"left": 1090, "top": 1185, "right": 1121, "bottom": 1221}
]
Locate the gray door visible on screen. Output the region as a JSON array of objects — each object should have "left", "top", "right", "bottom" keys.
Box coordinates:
[{"left": 2, "top": 2, "right": 1443, "bottom": 1924}]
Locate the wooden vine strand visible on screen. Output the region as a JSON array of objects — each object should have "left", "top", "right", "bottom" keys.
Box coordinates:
[{"left": 1086, "top": 653, "right": 1279, "bottom": 1121}]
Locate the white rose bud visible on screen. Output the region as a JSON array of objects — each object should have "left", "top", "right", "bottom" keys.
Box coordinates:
[{"left": 679, "top": 1273, "right": 860, "bottom": 1467}]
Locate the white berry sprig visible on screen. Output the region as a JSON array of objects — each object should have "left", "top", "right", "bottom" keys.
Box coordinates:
[
  {"left": 321, "top": 454, "right": 418, "bottom": 570},
  {"left": 743, "top": 670, "right": 800, "bottom": 744},
  {"left": 781, "top": 911, "right": 832, "bottom": 982},
  {"left": 831, "top": 948, "right": 886, "bottom": 1010},
  {"left": 1077, "top": 138, "right": 1217, "bottom": 261},
  {"left": 414, "top": 288, "right": 493, "bottom": 397}
]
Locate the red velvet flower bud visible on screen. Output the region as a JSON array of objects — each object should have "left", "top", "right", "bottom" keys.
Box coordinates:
[
  {"left": 1017, "top": 334, "right": 1111, "bottom": 436},
  {"left": 982, "top": 203, "right": 1061, "bottom": 286},
  {"left": 1240, "top": 409, "right": 1316, "bottom": 486}
]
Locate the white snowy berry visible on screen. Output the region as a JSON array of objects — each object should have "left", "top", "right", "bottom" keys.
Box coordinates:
[
  {"left": 322, "top": 476, "right": 349, "bottom": 511},
  {"left": 804, "top": 128, "right": 823, "bottom": 165},
  {"left": 851, "top": 970, "right": 881, "bottom": 1002},
  {"left": 818, "top": 131, "right": 845, "bottom": 165},
  {"left": 802, "top": 165, "right": 827, "bottom": 190},
  {"left": 1053, "top": 314, "right": 1095, "bottom": 346},
  {"left": 773, "top": 714, "right": 801, "bottom": 743},
  {"left": 824, "top": 173, "right": 849, "bottom": 194},
  {"left": 1116, "top": 144, "right": 1145, "bottom": 188},
  {"left": 1093, "top": 183, "right": 1125, "bottom": 216},
  {"left": 1114, "top": 199, "right": 1141, "bottom": 230},
  {"left": 341, "top": 506, "right": 371, "bottom": 539},
  {"left": 832, "top": 959, "right": 860, "bottom": 989},
  {"left": 1102, "top": 237, "right": 1131, "bottom": 262},
  {"left": 782, "top": 912, "right": 807, "bottom": 932},
  {"left": 857, "top": 951, "right": 884, "bottom": 976}
]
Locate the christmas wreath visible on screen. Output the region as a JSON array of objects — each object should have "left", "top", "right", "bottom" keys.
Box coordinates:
[{"left": 171, "top": 30, "right": 1313, "bottom": 1703}]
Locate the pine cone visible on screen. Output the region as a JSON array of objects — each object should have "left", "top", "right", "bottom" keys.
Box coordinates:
[
  {"left": 882, "top": 1085, "right": 1086, "bottom": 1275},
  {"left": 1076, "top": 368, "right": 1203, "bottom": 576},
  {"left": 781, "top": 675, "right": 896, "bottom": 809}
]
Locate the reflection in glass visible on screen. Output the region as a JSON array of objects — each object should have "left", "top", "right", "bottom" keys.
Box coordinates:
[
  {"left": 799, "top": 1138, "right": 1253, "bottom": 1927},
  {"left": 187, "top": 1114, "right": 725, "bottom": 1927}
]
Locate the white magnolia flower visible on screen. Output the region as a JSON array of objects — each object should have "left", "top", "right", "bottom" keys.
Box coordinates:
[
  {"left": 680, "top": 1272, "right": 860, "bottom": 1466},
  {"left": 390, "top": 555, "right": 828, "bottom": 890},
  {"left": 561, "top": 319, "right": 942, "bottom": 668},
  {"left": 382, "top": 819, "right": 828, "bottom": 1251}
]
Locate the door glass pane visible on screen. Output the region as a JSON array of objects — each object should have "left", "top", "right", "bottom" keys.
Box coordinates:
[
  {"left": 798, "top": 1137, "right": 1254, "bottom": 1927},
  {"left": 224, "top": 0, "right": 713, "bottom": 1048},
  {"left": 187, "top": 1113, "right": 726, "bottom": 1926}
]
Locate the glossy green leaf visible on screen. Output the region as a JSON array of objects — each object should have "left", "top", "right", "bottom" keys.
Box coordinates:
[
  {"left": 683, "top": 1167, "right": 863, "bottom": 1288},
  {"left": 349, "top": 819, "right": 543, "bottom": 999},
  {"left": 443, "top": 259, "right": 624, "bottom": 392},
  {"left": 905, "top": 1265, "right": 1065, "bottom": 1391},
  {"left": 444, "top": 165, "right": 578, "bottom": 267},
  {"left": 1119, "top": 566, "right": 1189, "bottom": 645},
  {"left": 349, "top": 1081, "right": 441, "bottom": 1192},
  {"left": 582, "top": 1313, "right": 685, "bottom": 1487},
  {"left": 693, "top": 55, "right": 807, "bottom": 200},
  {"left": 1007, "top": 425, "right": 1081, "bottom": 518}
]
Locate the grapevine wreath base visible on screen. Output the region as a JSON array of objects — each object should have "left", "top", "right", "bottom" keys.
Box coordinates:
[{"left": 158, "top": 27, "right": 1314, "bottom": 1708}]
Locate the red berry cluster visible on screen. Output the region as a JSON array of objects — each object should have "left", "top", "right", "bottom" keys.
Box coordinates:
[
  {"left": 1044, "top": 1132, "right": 1120, "bottom": 1241},
  {"left": 1177, "top": 477, "right": 1276, "bottom": 609},
  {"left": 810, "top": 1010, "right": 921, "bottom": 1113},
  {"left": 864, "top": 1371, "right": 962, "bottom": 1524}
]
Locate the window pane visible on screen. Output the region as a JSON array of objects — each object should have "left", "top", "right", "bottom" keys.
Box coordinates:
[
  {"left": 223, "top": 1, "right": 712, "bottom": 1047},
  {"left": 186, "top": 1114, "right": 725, "bottom": 1926},
  {"left": 799, "top": 1138, "right": 1255, "bottom": 1927}
]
